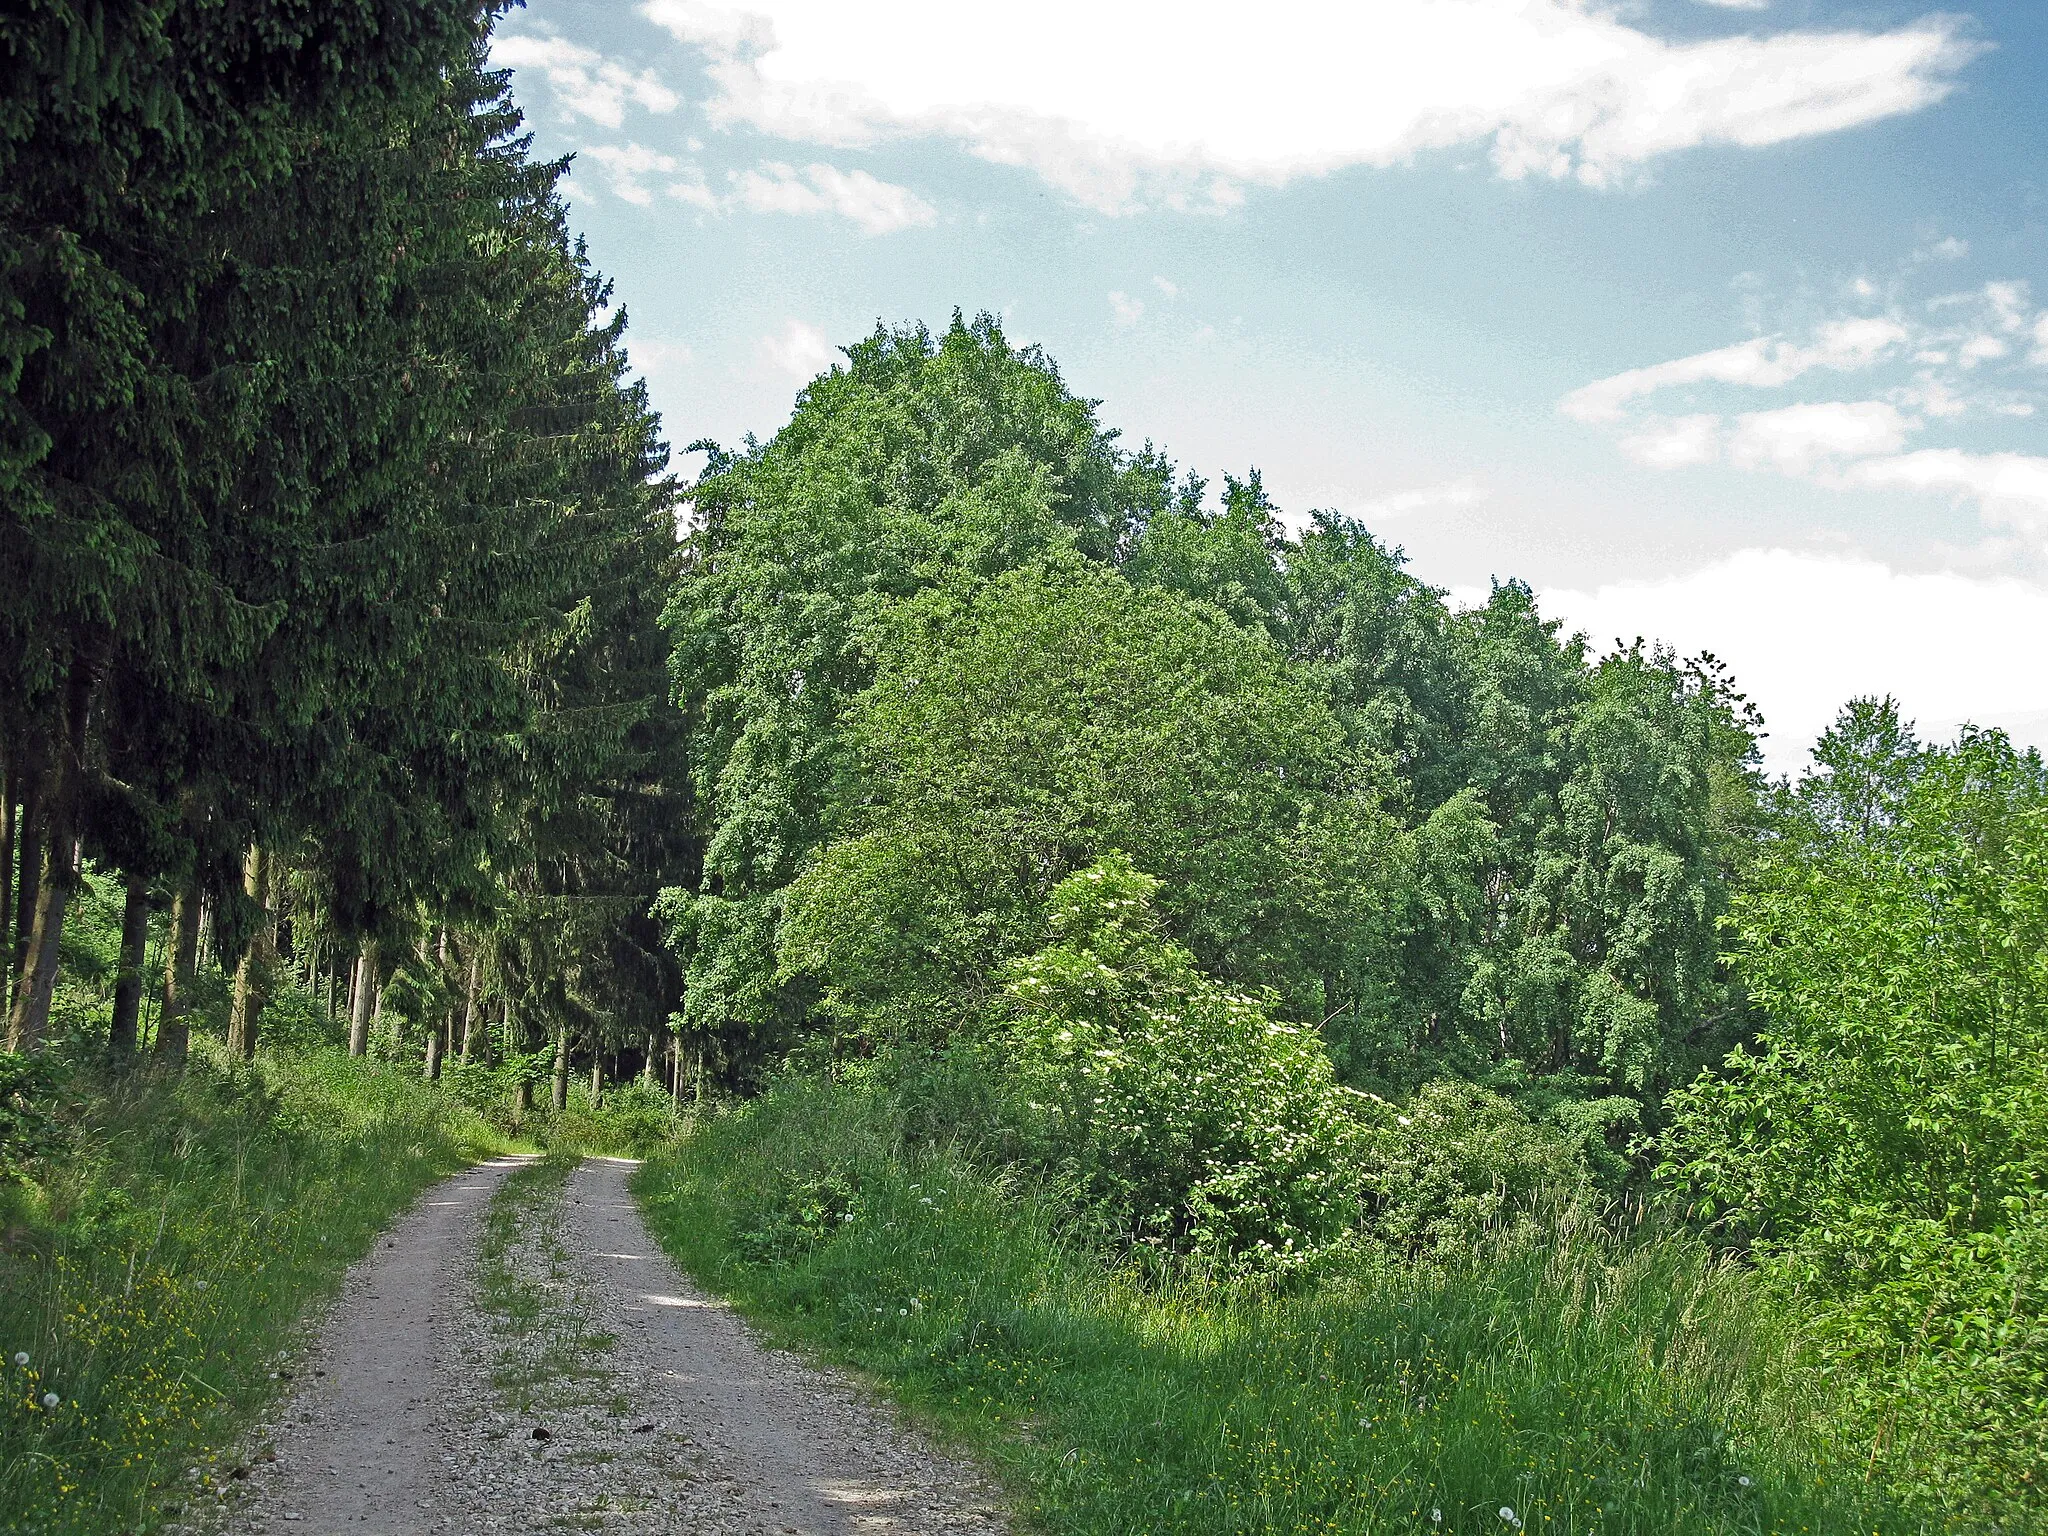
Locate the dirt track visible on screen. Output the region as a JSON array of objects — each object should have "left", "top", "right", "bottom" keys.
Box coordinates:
[{"left": 224, "top": 1155, "right": 1005, "bottom": 1536}]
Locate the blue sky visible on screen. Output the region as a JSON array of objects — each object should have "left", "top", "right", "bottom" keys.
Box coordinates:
[{"left": 489, "top": 0, "right": 2048, "bottom": 770}]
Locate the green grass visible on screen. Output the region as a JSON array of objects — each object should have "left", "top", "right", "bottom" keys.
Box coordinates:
[
  {"left": 475, "top": 1153, "right": 621, "bottom": 1418},
  {"left": 635, "top": 1075, "right": 1941, "bottom": 1536},
  {"left": 0, "top": 1042, "right": 515, "bottom": 1535}
]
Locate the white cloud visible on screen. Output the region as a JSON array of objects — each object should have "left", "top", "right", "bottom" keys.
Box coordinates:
[
  {"left": 1152, "top": 276, "right": 1179, "bottom": 299},
  {"left": 628, "top": 337, "right": 696, "bottom": 382},
  {"left": 1728, "top": 400, "right": 1912, "bottom": 474},
  {"left": 1847, "top": 450, "right": 2048, "bottom": 544},
  {"left": 1693, "top": 0, "right": 1769, "bottom": 10},
  {"left": 760, "top": 319, "right": 839, "bottom": 380},
  {"left": 729, "top": 161, "right": 936, "bottom": 233},
  {"left": 1561, "top": 317, "right": 1907, "bottom": 424},
  {"left": 1563, "top": 267, "right": 2048, "bottom": 549},
  {"left": 1354, "top": 479, "right": 1488, "bottom": 520},
  {"left": 1620, "top": 414, "right": 1722, "bottom": 468},
  {"left": 1959, "top": 334, "right": 2009, "bottom": 367},
  {"left": 1108, "top": 290, "right": 1145, "bottom": 328},
  {"left": 638, "top": 1, "right": 1975, "bottom": 212},
  {"left": 1539, "top": 549, "right": 2048, "bottom": 772},
  {"left": 2033, "top": 314, "right": 2048, "bottom": 367},
  {"left": 492, "top": 33, "right": 679, "bottom": 130},
  {"left": 582, "top": 143, "right": 680, "bottom": 204}
]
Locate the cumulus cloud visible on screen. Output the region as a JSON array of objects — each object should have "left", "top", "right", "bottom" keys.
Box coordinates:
[
  {"left": 729, "top": 161, "right": 937, "bottom": 233},
  {"left": 1728, "top": 401, "right": 1912, "bottom": 474},
  {"left": 1561, "top": 318, "right": 1907, "bottom": 424},
  {"left": 1538, "top": 549, "right": 2048, "bottom": 772},
  {"left": 1562, "top": 267, "right": 2048, "bottom": 550},
  {"left": 492, "top": 33, "right": 679, "bottom": 130},
  {"left": 638, "top": 0, "right": 1975, "bottom": 212},
  {"left": 1619, "top": 414, "right": 1723, "bottom": 468},
  {"left": 1108, "top": 290, "right": 1145, "bottom": 327},
  {"left": 1847, "top": 450, "right": 2048, "bottom": 545},
  {"left": 760, "top": 319, "right": 839, "bottom": 380},
  {"left": 1354, "top": 479, "right": 1489, "bottom": 520},
  {"left": 582, "top": 143, "right": 680, "bottom": 204}
]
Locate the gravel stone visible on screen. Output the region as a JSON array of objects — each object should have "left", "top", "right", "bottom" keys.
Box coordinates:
[{"left": 224, "top": 1154, "right": 1007, "bottom": 1535}]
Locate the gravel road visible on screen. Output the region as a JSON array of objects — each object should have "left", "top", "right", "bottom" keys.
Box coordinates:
[{"left": 221, "top": 1155, "right": 1006, "bottom": 1536}]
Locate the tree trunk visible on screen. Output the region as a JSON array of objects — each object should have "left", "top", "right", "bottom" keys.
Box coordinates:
[
  {"left": 11, "top": 776, "right": 40, "bottom": 995},
  {"left": 590, "top": 1052, "right": 603, "bottom": 1107},
  {"left": 155, "top": 877, "right": 202, "bottom": 1065},
  {"left": 0, "top": 755, "right": 15, "bottom": 1021},
  {"left": 551, "top": 1025, "right": 569, "bottom": 1112},
  {"left": 512, "top": 1076, "right": 531, "bottom": 1127},
  {"left": 348, "top": 943, "right": 378, "bottom": 1057},
  {"left": 109, "top": 871, "right": 150, "bottom": 1057},
  {"left": 7, "top": 653, "right": 99, "bottom": 1053},
  {"left": 424, "top": 928, "right": 447, "bottom": 1080},
  {"left": 458, "top": 950, "right": 480, "bottom": 1063},
  {"left": 227, "top": 845, "right": 274, "bottom": 1060}
]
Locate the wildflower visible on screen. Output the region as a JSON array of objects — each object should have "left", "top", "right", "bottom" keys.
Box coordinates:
[
  {"left": 10, "top": 1352, "right": 25, "bottom": 1367},
  {"left": 42, "top": 1393, "right": 60, "bottom": 1410}
]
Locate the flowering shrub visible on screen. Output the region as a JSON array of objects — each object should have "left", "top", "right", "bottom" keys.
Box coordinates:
[
  {"left": 1348, "top": 1079, "right": 1587, "bottom": 1261},
  {"left": 1002, "top": 854, "right": 1365, "bottom": 1270}
]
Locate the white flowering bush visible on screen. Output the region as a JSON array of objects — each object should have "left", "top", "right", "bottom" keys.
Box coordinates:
[{"left": 1002, "top": 854, "right": 1365, "bottom": 1270}]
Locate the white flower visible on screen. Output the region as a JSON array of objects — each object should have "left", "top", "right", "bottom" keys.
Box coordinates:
[
  {"left": 41, "top": 1392, "right": 60, "bottom": 1409},
  {"left": 11, "top": 1352, "right": 26, "bottom": 1367},
  {"left": 1431, "top": 1513, "right": 1443, "bottom": 1526}
]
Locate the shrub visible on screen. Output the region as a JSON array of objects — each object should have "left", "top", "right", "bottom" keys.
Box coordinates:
[
  {"left": 1349, "top": 1079, "right": 1589, "bottom": 1261},
  {"left": 1001, "top": 854, "right": 1364, "bottom": 1271}
]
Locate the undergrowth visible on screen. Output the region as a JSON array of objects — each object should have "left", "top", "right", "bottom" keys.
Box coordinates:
[
  {"left": 636, "top": 1074, "right": 1941, "bottom": 1536},
  {"left": 0, "top": 1042, "right": 512, "bottom": 1535}
]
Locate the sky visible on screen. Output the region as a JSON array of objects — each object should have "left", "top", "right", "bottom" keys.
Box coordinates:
[{"left": 487, "top": 0, "right": 2048, "bottom": 772}]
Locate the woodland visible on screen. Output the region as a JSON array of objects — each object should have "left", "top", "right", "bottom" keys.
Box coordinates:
[{"left": 0, "top": 3, "right": 2043, "bottom": 1533}]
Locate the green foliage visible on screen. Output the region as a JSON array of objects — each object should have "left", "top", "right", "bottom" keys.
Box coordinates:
[
  {"left": 662, "top": 315, "right": 1173, "bottom": 1074},
  {"left": 1350, "top": 1079, "right": 1589, "bottom": 1262},
  {"left": 0, "top": 1044, "right": 508, "bottom": 1533},
  {"left": 0, "top": 1052, "right": 66, "bottom": 1183},
  {"left": 781, "top": 555, "right": 1402, "bottom": 1036},
  {"left": 541, "top": 1077, "right": 682, "bottom": 1159},
  {"left": 1663, "top": 709, "right": 2048, "bottom": 1512},
  {"left": 999, "top": 855, "right": 1367, "bottom": 1270},
  {"left": 636, "top": 1074, "right": 1920, "bottom": 1536}
]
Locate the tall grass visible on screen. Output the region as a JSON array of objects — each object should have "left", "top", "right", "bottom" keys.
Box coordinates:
[
  {"left": 0, "top": 1043, "right": 512, "bottom": 1534},
  {"left": 636, "top": 1075, "right": 1939, "bottom": 1536}
]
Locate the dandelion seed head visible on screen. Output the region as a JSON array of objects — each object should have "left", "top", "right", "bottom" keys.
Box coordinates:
[
  {"left": 42, "top": 1393, "right": 60, "bottom": 1409},
  {"left": 10, "top": 1352, "right": 25, "bottom": 1367},
  {"left": 1738, "top": 1476, "right": 1752, "bottom": 1489}
]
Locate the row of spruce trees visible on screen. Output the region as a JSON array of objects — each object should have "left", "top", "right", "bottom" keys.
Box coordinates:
[{"left": 1, "top": 3, "right": 690, "bottom": 1083}]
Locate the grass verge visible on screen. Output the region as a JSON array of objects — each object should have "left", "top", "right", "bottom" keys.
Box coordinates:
[
  {"left": 635, "top": 1075, "right": 1940, "bottom": 1536},
  {"left": 0, "top": 1042, "right": 514, "bottom": 1535}
]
